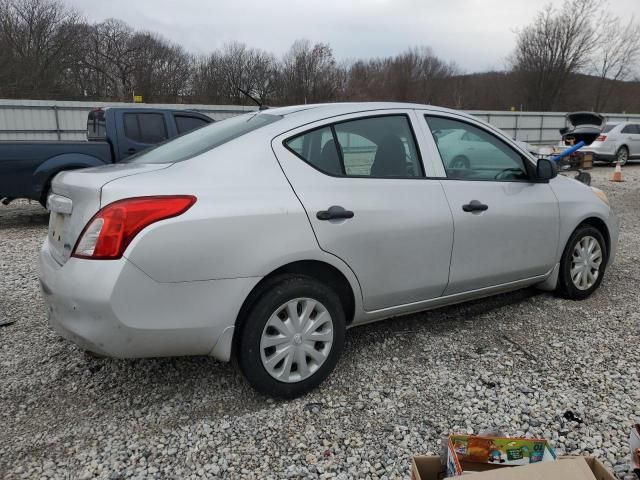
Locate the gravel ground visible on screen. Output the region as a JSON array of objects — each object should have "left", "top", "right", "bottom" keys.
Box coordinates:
[{"left": 1, "top": 164, "right": 639, "bottom": 480}]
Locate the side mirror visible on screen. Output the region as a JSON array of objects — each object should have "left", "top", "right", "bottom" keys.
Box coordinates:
[{"left": 536, "top": 158, "right": 557, "bottom": 182}]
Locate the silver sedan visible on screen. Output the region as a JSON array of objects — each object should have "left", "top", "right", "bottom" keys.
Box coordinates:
[{"left": 39, "top": 103, "right": 618, "bottom": 398}]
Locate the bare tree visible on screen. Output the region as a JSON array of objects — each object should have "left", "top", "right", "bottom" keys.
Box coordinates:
[
  {"left": 129, "top": 32, "right": 193, "bottom": 102},
  {"left": 510, "top": 0, "right": 602, "bottom": 111},
  {"left": 3, "top": 0, "right": 639, "bottom": 112},
  {"left": 87, "top": 19, "right": 139, "bottom": 100},
  {"left": 343, "top": 47, "right": 458, "bottom": 104},
  {"left": 192, "top": 42, "right": 276, "bottom": 105},
  {"left": 591, "top": 15, "right": 640, "bottom": 110},
  {"left": 386, "top": 47, "right": 459, "bottom": 103},
  {"left": 278, "top": 39, "right": 343, "bottom": 104},
  {"left": 0, "top": 0, "right": 83, "bottom": 98}
]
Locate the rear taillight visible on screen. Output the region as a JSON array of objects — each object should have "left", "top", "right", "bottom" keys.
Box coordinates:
[
  {"left": 596, "top": 135, "right": 607, "bottom": 142},
  {"left": 72, "top": 195, "right": 196, "bottom": 260}
]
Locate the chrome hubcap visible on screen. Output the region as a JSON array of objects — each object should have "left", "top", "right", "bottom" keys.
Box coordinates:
[
  {"left": 570, "top": 236, "right": 602, "bottom": 290},
  {"left": 260, "top": 298, "right": 334, "bottom": 383}
]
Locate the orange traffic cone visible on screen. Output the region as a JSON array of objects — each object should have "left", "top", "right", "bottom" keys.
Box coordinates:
[{"left": 610, "top": 160, "right": 624, "bottom": 182}]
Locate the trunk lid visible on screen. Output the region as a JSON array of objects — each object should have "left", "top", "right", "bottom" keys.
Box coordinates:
[
  {"left": 561, "top": 112, "right": 606, "bottom": 147},
  {"left": 566, "top": 111, "right": 605, "bottom": 128},
  {"left": 47, "top": 163, "right": 171, "bottom": 265}
]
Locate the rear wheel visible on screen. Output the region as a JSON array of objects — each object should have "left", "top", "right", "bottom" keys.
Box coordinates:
[
  {"left": 616, "top": 146, "right": 628, "bottom": 166},
  {"left": 556, "top": 225, "right": 607, "bottom": 300},
  {"left": 237, "top": 275, "right": 345, "bottom": 398}
]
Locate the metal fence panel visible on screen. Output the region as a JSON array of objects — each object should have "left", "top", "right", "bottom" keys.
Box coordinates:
[
  {"left": 0, "top": 99, "right": 258, "bottom": 141},
  {"left": 1, "top": 99, "right": 640, "bottom": 144}
]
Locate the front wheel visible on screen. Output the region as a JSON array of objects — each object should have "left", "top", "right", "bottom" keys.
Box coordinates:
[
  {"left": 237, "top": 275, "right": 346, "bottom": 398},
  {"left": 556, "top": 225, "right": 607, "bottom": 300}
]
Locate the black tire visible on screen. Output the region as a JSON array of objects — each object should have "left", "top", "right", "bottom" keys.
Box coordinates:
[
  {"left": 39, "top": 186, "right": 51, "bottom": 209},
  {"left": 616, "top": 146, "right": 628, "bottom": 166},
  {"left": 236, "top": 274, "right": 346, "bottom": 398},
  {"left": 84, "top": 350, "right": 106, "bottom": 359},
  {"left": 556, "top": 224, "right": 607, "bottom": 300}
]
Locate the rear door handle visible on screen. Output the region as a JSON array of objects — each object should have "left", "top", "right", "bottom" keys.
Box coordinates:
[
  {"left": 127, "top": 148, "right": 137, "bottom": 155},
  {"left": 317, "top": 205, "right": 354, "bottom": 221},
  {"left": 462, "top": 200, "right": 488, "bottom": 213}
]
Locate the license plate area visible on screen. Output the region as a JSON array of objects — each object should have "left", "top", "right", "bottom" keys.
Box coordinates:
[
  {"left": 47, "top": 194, "right": 73, "bottom": 264},
  {"left": 48, "top": 211, "right": 67, "bottom": 253}
]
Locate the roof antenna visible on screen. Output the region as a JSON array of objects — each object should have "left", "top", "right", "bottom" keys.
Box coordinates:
[{"left": 238, "top": 87, "right": 268, "bottom": 110}]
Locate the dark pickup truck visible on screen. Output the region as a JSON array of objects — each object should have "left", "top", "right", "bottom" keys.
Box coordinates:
[{"left": 0, "top": 107, "right": 212, "bottom": 206}]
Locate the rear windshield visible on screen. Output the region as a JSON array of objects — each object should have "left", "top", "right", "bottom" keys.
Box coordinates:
[
  {"left": 602, "top": 124, "right": 617, "bottom": 133},
  {"left": 125, "top": 112, "right": 282, "bottom": 164}
]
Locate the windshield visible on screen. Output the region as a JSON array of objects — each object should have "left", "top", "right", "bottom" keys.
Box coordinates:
[{"left": 125, "top": 112, "right": 282, "bottom": 164}]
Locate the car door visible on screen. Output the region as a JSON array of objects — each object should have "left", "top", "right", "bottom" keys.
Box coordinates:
[
  {"left": 117, "top": 111, "right": 170, "bottom": 159},
  {"left": 422, "top": 113, "right": 560, "bottom": 295},
  {"left": 272, "top": 111, "right": 454, "bottom": 312},
  {"left": 625, "top": 124, "right": 640, "bottom": 157}
]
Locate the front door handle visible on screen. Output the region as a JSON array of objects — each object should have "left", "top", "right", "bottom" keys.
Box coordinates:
[
  {"left": 317, "top": 205, "right": 354, "bottom": 221},
  {"left": 462, "top": 200, "right": 488, "bottom": 213}
]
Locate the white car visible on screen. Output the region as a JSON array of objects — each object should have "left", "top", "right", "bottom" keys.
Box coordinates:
[
  {"left": 580, "top": 122, "right": 640, "bottom": 165},
  {"left": 39, "top": 103, "right": 618, "bottom": 398},
  {"left": 434, "top": 129, "right": 537, "bottom": 171}
]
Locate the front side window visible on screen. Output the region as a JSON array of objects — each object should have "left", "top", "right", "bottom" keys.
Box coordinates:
[
  {"left": 124, "top": 113, "right": 168, "bottom": 144},
  {"left": 284, "top": 115, "right": 423, "bottom": 178},
  {"left": 425, "top": 116, "right": 529, "bottom": 181}
]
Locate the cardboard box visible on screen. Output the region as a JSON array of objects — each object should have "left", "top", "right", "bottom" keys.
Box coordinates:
[
  {"left": 446, "top": 435, "right": 555, "bottom": 476},
  {"left": 630, "top": 424, "right": 640, "bottom": 475},
  {"left": 411, "top": 455, "right": 616, "bottom": 480}
]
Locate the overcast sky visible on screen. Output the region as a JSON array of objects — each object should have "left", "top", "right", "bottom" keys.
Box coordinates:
[{"left": 62, "top": 0, "right": 639, "bottom": 72}]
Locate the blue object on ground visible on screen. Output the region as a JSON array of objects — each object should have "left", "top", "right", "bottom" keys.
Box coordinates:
[{"left": 551, "top": 141, "right": 585, "bottom": 162}]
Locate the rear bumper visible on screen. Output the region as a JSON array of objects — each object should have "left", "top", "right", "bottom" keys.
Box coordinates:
[
  {"left": 38, "top": 239, "right": 259, "bottom": 360},
  {"left": 592, "top": 152, "right": 616, "bottom": 162},
  {"left": 579, "top": 147, "right": 616, "bottom": 162}
]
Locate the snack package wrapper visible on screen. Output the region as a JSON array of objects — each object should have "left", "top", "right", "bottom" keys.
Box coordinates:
[{"left": 447, "top": 435, "right": 556, "bottom": 477}]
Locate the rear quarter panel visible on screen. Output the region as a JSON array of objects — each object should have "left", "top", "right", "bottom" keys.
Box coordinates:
[{"left": 103, "top": 133, "right": 363, "bottom": 308}]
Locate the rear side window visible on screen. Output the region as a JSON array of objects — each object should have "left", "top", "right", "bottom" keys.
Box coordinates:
[
  {"left": 124, "top": 113, "right": 168, "bottom": 144},
  {"left": 126, "top": 112, "right": 282, "bottom": 164},
  {"left": 621, "top": 124, "right": 637, "bottom": 134},
  {"left": 284, "top": 115, "right": 423, "bottom": 178},
  {"left": 285, "top": 126, "right": 342, "bottom": 175},
  {"left": 175, "top": 115, "right": 210, "bottom": 135},
  {"left": 87, "top": 109, "right": 106, "bottom": 140}
]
